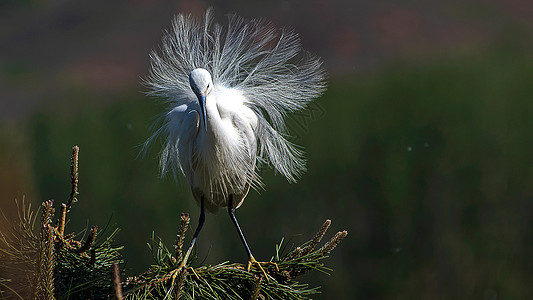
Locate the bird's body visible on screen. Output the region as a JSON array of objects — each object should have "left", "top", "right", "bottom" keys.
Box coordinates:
[
  {"left": 177, "top": 82, "right": 257, "bottom": 212},
  {"left": 144, "top": 8, "right": 325, "bottom": 271}
]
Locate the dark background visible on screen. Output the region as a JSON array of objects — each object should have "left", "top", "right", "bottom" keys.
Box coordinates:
[{"left": 2, "top": 0, "right": 533, "bottom": 298}]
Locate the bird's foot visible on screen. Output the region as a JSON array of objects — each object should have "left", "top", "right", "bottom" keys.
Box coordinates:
[
  {"left": 247, "top": 255, "right": 279, "bottom": 280},
  {"left": 176, "top": 245, "right": 193, "bottom": 271},
  {"left": 169, "top": 263, "right": 200, "bottom": 286},
  {"left": 168, "top": 266, "right": 184, "bottom": 286},
  {"left": 177, "top": 259, "right": 187, "bottom": 270},
  {"left": 168, "top": 257, "right": 190, "bottom": 286}
]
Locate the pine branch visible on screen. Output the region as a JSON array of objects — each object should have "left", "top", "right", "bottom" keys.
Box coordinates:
[
  {"left": 122, "top": 219, "right": 348, "bottom": 299},
  {"left": 113, "top": 262, "right": 124, "bottom": 300},
  {"left": 0, "top": 146, "right": 122, "bottom": 299},
  {"left": 0, "top": 146, "right": 348, "bottom": 299}
]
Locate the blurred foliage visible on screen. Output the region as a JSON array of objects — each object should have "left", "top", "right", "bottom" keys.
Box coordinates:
[{"left": 1, "top": 30, "right": 532, "bottom": 298}]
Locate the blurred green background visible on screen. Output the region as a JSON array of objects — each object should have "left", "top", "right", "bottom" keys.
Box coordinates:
[{"left": 2, "top": 0, "right": 533, "bottom": 299}]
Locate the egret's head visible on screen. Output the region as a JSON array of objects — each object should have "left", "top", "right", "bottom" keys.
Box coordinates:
[
  {"left": 188, "top": 68, "right": 213, "bottom": 131},
  {"left": 189, "top": 68, "right": 213, "bottom": 97}
]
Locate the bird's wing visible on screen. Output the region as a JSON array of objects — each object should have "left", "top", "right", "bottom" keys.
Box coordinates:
[
  {"left": 166, "top": 104, "right": 189, "bottom": 145},
  {"left": 231, "top": 106, "right": 260, "bottom": 208},
  {"left": 151, "top": 103, "right": 199, "bottom": 179},
  {"left": 177, "top": 110, "right": 200, "bottom": 184}
]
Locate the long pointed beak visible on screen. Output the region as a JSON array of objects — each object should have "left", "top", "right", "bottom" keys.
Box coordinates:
[{"left": 198, "top": 94, "right": 207, "bottom": 131}]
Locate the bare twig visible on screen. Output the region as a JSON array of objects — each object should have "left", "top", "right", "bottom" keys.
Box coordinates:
[
  {"left": 67, "top": 146, "right": 79, "bottom": 211},
  {"left": 55, "top": 203, "right": 67, "bottom": 236},
  {"left": 113, "top": 262, "right": 124, "bottom": 300},
  {"left": 76, "top": 225, "right": 98, "bottom": 253}
]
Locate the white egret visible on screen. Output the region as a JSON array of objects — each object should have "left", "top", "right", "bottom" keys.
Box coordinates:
[{"left": 144, "top": 8, "right": 326, "bottom": 274}]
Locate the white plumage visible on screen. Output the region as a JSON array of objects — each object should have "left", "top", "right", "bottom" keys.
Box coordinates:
[{"left": 144, "top": 8, "right": 326, "bottom": 213}]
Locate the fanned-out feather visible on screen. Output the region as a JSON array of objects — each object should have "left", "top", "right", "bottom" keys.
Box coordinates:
[{"left": 144, "top": 8, "right": 326, "bottom": 183}]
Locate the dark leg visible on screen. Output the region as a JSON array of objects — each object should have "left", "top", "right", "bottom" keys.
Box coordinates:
[
  {"left": 227, "top": 195, "right": 278, "bottom": 278},
  {"left": 227, "top": 195, "right": 253, "bottom": 259},
  {"left": 179, "top": 196, "right": 205, "bottom": 267}
]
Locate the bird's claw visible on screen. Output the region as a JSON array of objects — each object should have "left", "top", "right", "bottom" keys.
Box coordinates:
[
  {"left": 247, "top": 255, "right": 279, "bottom": 281},
  {"left": 168, "top": 257, "right": 189, "bottom": 286},
  {"left": 169, "top": 267, "right": 182, "bottom": 286},
  {"left": 169, "top": 264, "right": 201, "bottom": 286},
  {"left": 177, "top": 260, "right": 187, "bottom": 270}
]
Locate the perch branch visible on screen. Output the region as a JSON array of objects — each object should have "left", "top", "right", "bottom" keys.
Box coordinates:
[{"left": 123, "top": 218, "right": 348, "bottom": 299}]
